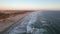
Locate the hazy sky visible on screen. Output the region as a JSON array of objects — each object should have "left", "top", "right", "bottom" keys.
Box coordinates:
[{"left": 0, "top": 0, "right": 60, "bottom": 10}]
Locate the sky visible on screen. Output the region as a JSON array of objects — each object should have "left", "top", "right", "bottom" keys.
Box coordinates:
[{"left": 0, "top": 0, "right": 60, "bottom": 10}]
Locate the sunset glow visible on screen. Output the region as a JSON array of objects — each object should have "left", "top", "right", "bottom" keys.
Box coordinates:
[{"left": 0, "top": 0, "right": 60, "bottom": 10}]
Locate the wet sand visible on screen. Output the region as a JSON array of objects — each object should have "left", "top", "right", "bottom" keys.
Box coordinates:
[{"left": 0, "top": 11, "right": 33, "bottom": 33}]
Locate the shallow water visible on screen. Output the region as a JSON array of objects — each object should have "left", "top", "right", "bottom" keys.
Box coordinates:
[{"left": 4, "top": 11, "right": 60, "bottom": 34}]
